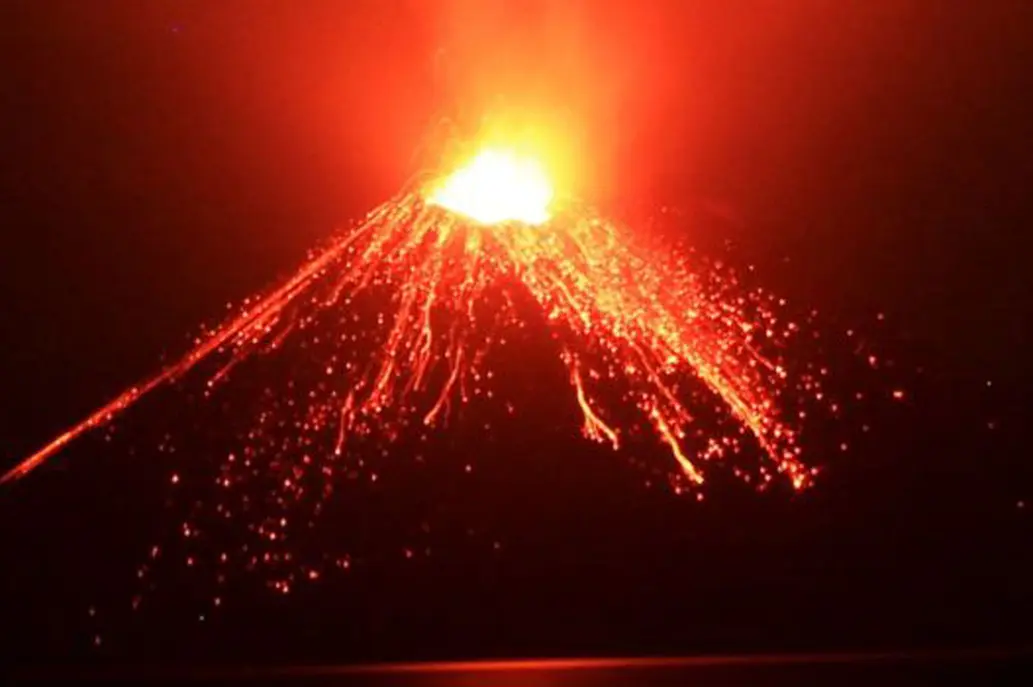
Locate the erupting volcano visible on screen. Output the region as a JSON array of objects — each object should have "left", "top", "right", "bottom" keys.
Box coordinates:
[{"left": 3, "top": 141, "right": 827, "bottom": 493}]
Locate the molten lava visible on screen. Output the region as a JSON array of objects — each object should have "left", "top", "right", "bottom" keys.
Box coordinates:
[
  {"left": 427, "top": 148, "right": 554, "bottom": 225},
  {"left": 2, "top": 142, "right": 829, "bottom": 499}
]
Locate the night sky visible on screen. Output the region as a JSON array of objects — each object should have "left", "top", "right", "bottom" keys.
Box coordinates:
[{"left": 2, "top": 1, "right": 1032, "bottom": 668}]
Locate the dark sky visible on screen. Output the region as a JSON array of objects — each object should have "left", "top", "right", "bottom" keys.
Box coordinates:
[{"left": 2, "top": 0, "right": 1032, "bottom": 665}]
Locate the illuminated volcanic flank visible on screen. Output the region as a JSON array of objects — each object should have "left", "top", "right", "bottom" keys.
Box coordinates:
[{"left": 3, "top": 144, "right": 826, "bottom": 496}]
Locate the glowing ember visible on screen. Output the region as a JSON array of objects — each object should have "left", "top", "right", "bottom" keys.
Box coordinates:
[
  {"left": 427, "top": 149, "right": 553, "bottom": 225},
  {"left": 2, "top": 143, "right": 828, "bottom": 495}
]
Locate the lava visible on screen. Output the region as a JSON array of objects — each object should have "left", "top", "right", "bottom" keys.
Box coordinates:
[
  {"left": 427, "top": 148, "right": 553, "bottom": 225},
  {"left": 2, "top": 144, "right": 823, "bottom": 490}
]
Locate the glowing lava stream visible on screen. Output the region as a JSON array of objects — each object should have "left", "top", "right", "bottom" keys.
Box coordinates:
[{"left": 2, "top": 147, "right": 814, "bottom": 489}]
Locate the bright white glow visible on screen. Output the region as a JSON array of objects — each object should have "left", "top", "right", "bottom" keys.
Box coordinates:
[{"left": 427, "top": 149, "right": 553, "bottom": 225}]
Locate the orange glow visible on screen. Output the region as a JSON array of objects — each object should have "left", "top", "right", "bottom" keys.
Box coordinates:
[{"left": 427, "top": 148, "right": 553, "bottom": 225}]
